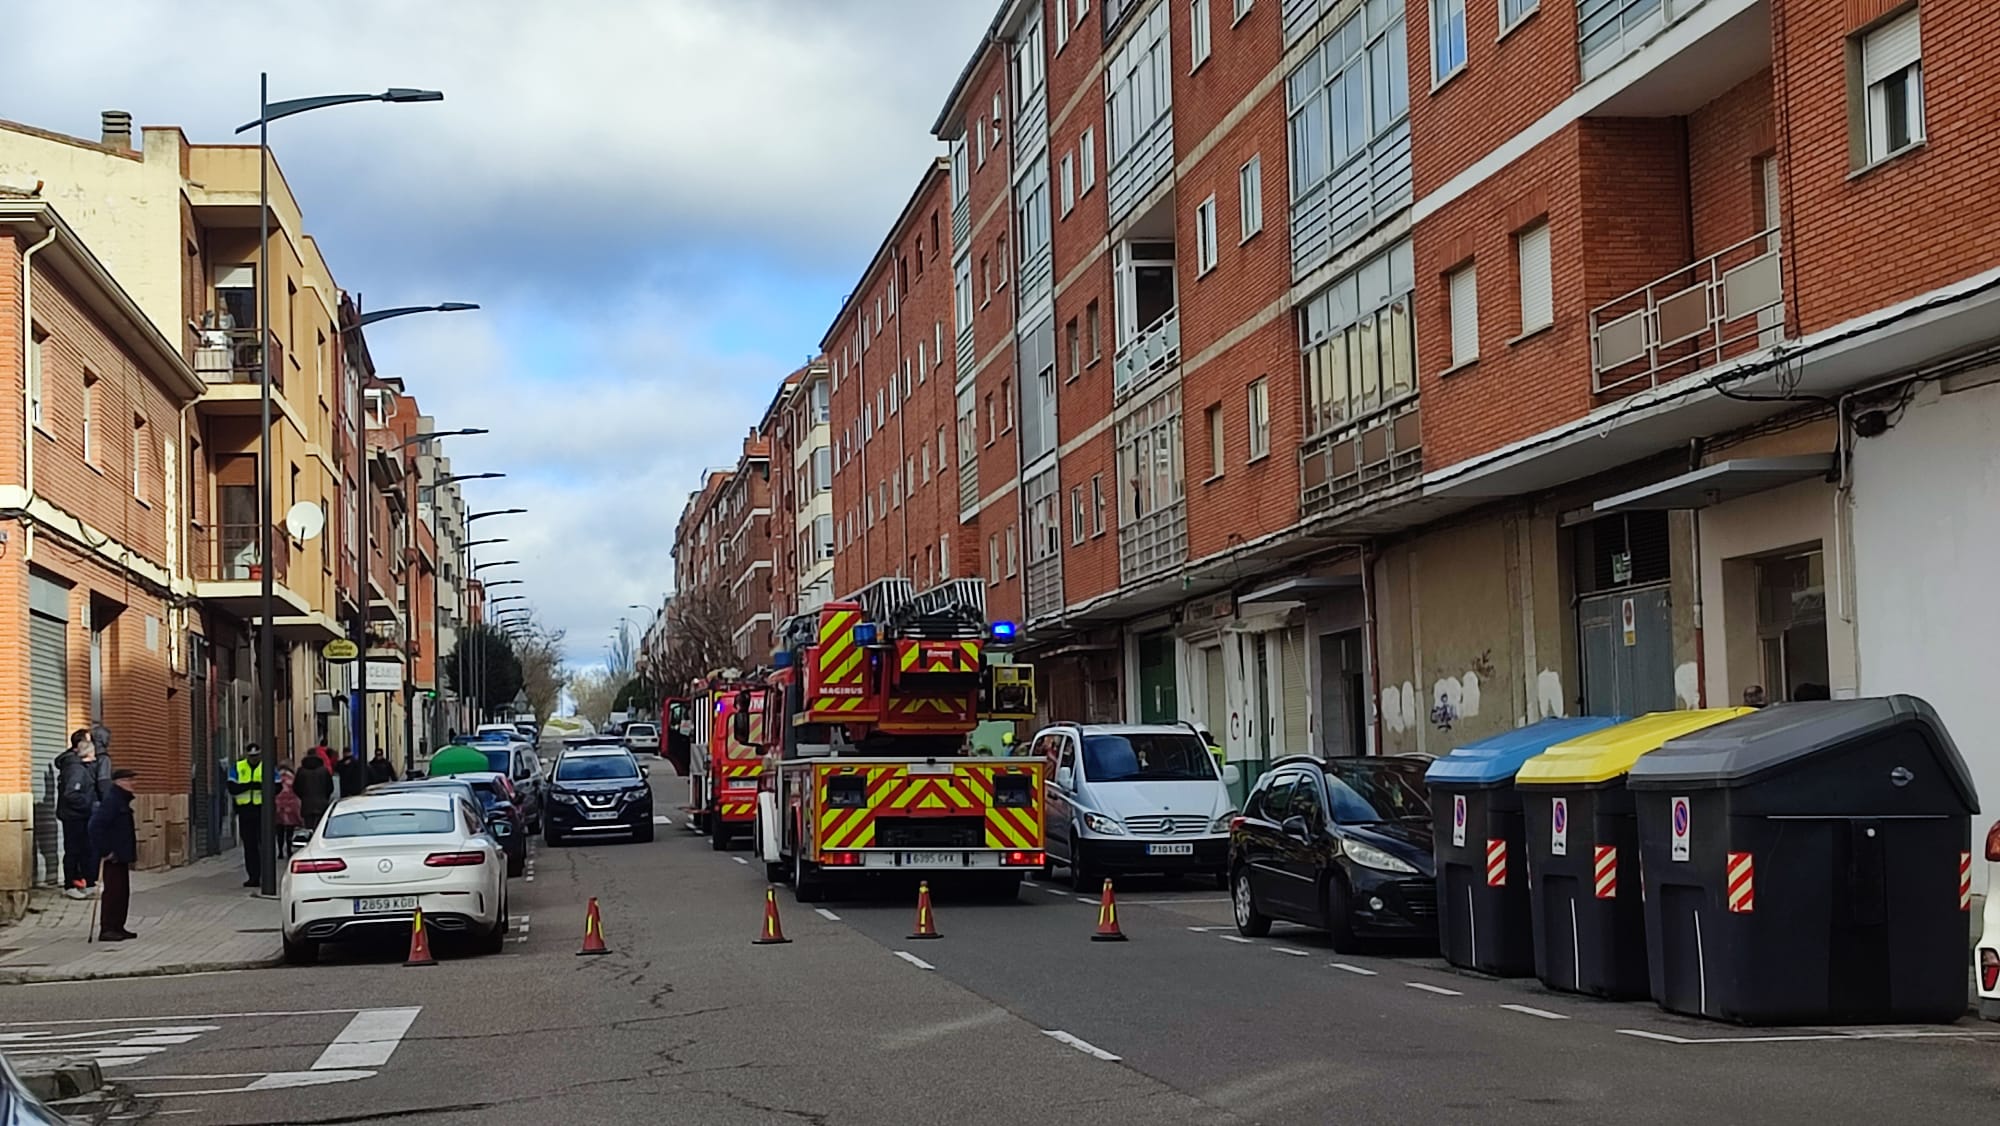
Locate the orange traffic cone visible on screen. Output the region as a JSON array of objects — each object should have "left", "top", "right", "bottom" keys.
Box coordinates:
[
  {"left": 1090, "top": 878, "right": 1127, "bottom": 942},
  {"left": 752, "top": 885, "right": 791, "bottom": 945},
  {"left": 404, "top": 907, "right": 438, "bottom": 966},
  {"left": 908, "top": 880, "right": 941, "bottom": 940},
  {"left": 577, "top": 897, "right": 611, "bottom": 956}
]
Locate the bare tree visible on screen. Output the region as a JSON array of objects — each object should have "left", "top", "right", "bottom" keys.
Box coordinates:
[
  {"left": 567, "top": 667, "right": 622, "bottom": 728},
  {"left": 653, "top": 585, "right": 742, "bottom": 694},
  {"left": 512, "top": 617, "right": 567, "bottom": 731}
]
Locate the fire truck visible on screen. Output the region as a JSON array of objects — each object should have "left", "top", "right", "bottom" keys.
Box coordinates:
[
  {"left": 740, "top": 577, "right": 1043, "bottom": 903},
  {"left": 684, "top": 673, "right": 771, "bottom": 850}
]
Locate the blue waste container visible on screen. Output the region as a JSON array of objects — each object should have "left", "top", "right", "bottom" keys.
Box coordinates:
[{"left": 1426, "top": 717, "right": 1621, "bottom": 976}]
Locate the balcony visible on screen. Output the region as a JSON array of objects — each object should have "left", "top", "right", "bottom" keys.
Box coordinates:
[
  {"left": 1590, "top": 227, "right": 1784, "bottom": 395},
  {"left": 191, "top": 522, "right": 308, "bottom": 619},
  {"left": 1113, "top": 307, "right": 1179, "bottom": 401},
  {"left": 1118, "top": 501, "right": 1187, "bottom": 586},
  {"left": 193, "top": 328, "right": 283, "bottom": 393},
  {"left": 1580, "top": 0, "right": 1769, "bottom": 115},
  {"left": 1300, "top": 396, "right": 1423, "bottom": 520}
]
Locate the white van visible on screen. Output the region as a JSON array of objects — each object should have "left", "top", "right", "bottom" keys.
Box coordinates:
[{"left": 1028, "top": 723, "right": 1239, "bottom": 892}]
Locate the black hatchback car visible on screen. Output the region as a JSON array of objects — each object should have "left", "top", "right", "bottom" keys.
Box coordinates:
[{"left": 1229, "top": 756, "right": 1437, "bottom": 951}]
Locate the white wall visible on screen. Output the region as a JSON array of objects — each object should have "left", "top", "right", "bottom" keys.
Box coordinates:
[
  {"left": 1697, "top": 476, "right": 1855, "bottom": 707},
  {"left": 1851, "top": 373, "right": 2000, "bottom": 848}
]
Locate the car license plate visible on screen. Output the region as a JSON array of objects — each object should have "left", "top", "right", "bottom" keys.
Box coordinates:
[
  {"left": 585, "top": 809, "right": 616, "bottom": 820},
  {"left": 901, "top": 851, "right": 960, "bottom": 867},
  {"left": 354, "top": 896, "right": 417, "bottom": 914},
  {"left": 1147, "top": 843, "right": 1195, "bottom": 856}
]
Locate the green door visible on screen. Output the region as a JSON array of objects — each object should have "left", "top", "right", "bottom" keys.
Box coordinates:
[{"left": 1136, "top": 632, "right": 1178, "bottom": 724}]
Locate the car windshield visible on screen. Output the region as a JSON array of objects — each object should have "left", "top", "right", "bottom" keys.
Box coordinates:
[
  {"left": 474, "top": 730, "right": 511, "bottom": 743},
  {"left": 1080, "top": 733, "right": 1216, "bottom": 783},
  {"left": 556, "top": 755, "right": 639, "bottom": 782},
  {"left": 1322, "top": 762, "right": 1432, "bottom": 823},
  {"left": 480, "top": 748, "right": 511, "bottom": 773},
  {"left": 323, "top": 807, "right": 456, "bottom": 838}
]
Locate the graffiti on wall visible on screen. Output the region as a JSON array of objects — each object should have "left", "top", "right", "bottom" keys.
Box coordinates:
[
  {"left": 1379, "top": 682, "right": 1419, "bottom": 736},
  {"left": 1428, "top": 651, "right": 1496, "bottom": 732}
]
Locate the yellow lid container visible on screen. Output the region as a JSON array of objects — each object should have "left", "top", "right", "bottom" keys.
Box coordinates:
[{"left": 1515, "top": 708, "right": 1757, "bottom": 787}]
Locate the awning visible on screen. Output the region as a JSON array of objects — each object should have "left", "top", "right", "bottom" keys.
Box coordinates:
[
  {"left": 1593, "top": 455, "right": 1834, "bottom": 514},
  {"left": 1240, "top": 575, "right": 1360, "bottom": 606}
]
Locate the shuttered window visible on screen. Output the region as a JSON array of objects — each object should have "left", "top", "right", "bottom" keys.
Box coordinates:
[
  {"left": 1280, "top": 627, "right": 1309, "bottom": 756},
  {"left": 1448, "top": 263, "right": 1479, "bottom": 366},
  {"left": 1516, "top": 222, "right": 1552, "bottom": 332},
  {"left": 1860, "top": 8, "right": 1924, "bottom": 162}
]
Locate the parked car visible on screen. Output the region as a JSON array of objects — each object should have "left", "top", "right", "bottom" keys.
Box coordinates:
[
  {"left": 1033, "top": 723, "right": 1239, "bottom": 891},
  {"left": 1976, "top": 819, "right": 2000, "bottom": 1020},
  {"left": 0, "top": 1049, "right": 67, "bottom": 1126},
  {"left": 280, "top": 790, "right": 508, "bottom": 964},
  {"left": 623, "top": 722, "right": 661, "bottom": 756},
  {"left": 370, "top": 777, "right": 526, "bottom": 876},
  {"left": 545, "top": 747, "right": 654, "bottom": 846},
  {"left": 1228, "top": 755, "right": 1437, "bottom": 952}
]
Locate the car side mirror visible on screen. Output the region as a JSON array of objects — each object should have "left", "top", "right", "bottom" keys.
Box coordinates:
[
  {"left": 1281, "top": 815, "right": 1310, "bottom": 841},
  {"left": 1221, "top": 764, "right": 1241, "bottom": 787},
  {"left": 1054, "top": 767, "right": 1073, "bottom": 791},
  {"left": 640, "top": 765, "right": 650, "bottom": 777}
]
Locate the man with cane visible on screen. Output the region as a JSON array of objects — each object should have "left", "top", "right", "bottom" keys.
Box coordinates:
[{"left": 88, "top": 769, "right": 140, "bottom": 943}]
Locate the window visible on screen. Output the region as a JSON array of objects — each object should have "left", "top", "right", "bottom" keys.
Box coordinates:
[
  {"left": 937, "top": 425, "right": 948, "bottom": 470},
  {"left": 1448, "top": 262, "right": 1479, "bottom": 367},
  {"left": 988, "top": 534, "right": 1001, "bottom": 583},
  {"left": 27, "top": 328, "right": 44, "bottom": 429},
  {"left": 1286, "top": 3, "right": 1410, "bottom": 269},
  {"left": 1107, "top": 6, "right": 1173, "bottom": 170},
  {"left": 1057, "top": 0, "right": 1071, "bottom": 47},
  {"left": 981, "top": 254, "right": 992, "bottom": 304},
  {"left": 813, "top": 446, "right": 832, "bottom": 491},
  {"left": 992, "top": 93, "right": 1005, "bottom": 149},
  {"left": 1060, "top": 152, "right": 1076, "bottom": 214},
  {"left": 956, "top": 257, "right": 974, "bottom": 329},
  {"left": 1005, "top": 525, "right": 1019, "bottom": 576},
  {"left": 1859, "top": 9, "right": 1924, "bottom": 164},
  {"left": 1195, "top": 195, "right": 1219, "bottom": 274},
  {"left": 996, "top": 236, "right": 1009, "bottom": 290},
  {"left": 812, "top": 378, "right": 830, "bottom": 422},
  {"left": 1234, "top": 0, "right": 1253, "bottom": 20},
  {"left": 918, "top": 340, "right": 927, "bottom": 378},
  {"left": 1071, "top": 486, "right": 1087, "bottom": 544},
  {"left": 940, "top": 534, "right": 952, "bottom": 578},
  {"left": 985, "top": 394, "right": 996, "bottom": 444},
  {"left": 81, "top": 372, "right": 97, "bottom": 463},
  {"left": 1080, "top": 127, "right": 1097, "bottom": 192},
  {"left": 1091, "top": 474, "right": 1107, "bottom": 535},
  {"left": 1431, "top": 0, "right": 1467, "bottom": 82},
  {"left": 1205, "top": 402, "right": 1225, "bottom": 478},
  {"left": 1500, "top": 0, "right": 1536, "bottom": 31},
  {"left": 1191, "top": 0, "right": 1213, "bottom": 68},
  {"left": 1086, "top": 300, "right": 1102, "bottom": 361},
  {"left": 1238, "top": 155, "right": 1263, "bottom": 241},
  {"left": 1065, "top": 318, "right": 1082, "bottom": 381},
  {"left": 815, "top": 514, "right": 834, "bottom": 560},
  {"left": 976, "top": 116, "right": 987, "bottom": 166},
  {"left": 1247, "top": 379, "right": 1270, "bottom": 461},
  {"left": 1001, "top": 377, "right": 1014, "bottom": 432},
  {"left": 131, "top": 415, "right": 148, "bottom": 501},
  {"left": 922, "top": 445, "right": 932, "bottom": 483},
  {"left": 1516, "top": 221, "right": 1552, "bottom": 333},
  {"left": 934, "top": 322, "right": 944, "bottom": 365}
]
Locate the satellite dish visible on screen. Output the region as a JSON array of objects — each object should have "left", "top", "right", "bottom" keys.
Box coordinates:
[{"left": 286, "top": 501, "right": 326, "bottom": 542}]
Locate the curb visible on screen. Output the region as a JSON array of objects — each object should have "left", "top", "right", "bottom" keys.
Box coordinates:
[
  {"left": 18, "top": 1058, "right": 103, "bottom": 1102},
  {"left": 0, "top": 952, "right": 282, "bottom": 986}
]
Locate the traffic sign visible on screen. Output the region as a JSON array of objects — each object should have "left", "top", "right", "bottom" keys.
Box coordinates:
[
  {"left": 1670, "top": 796, "right": 1691, "bottom": 861},
  {"left": 324, "top": 639, "right": 360, "bottom": 663},
  {"left": 1550, "top": 796, "right": 1569, "bottom": 857},
  {"left": 1451, "top": 794, "right": 1466, "bottom": 848}
]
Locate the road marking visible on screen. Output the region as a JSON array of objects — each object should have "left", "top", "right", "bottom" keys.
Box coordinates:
[
  {"left": 894, "top": 951, "right": 935, "bottom": 971},
  {"left": 1272, "top": 947, "right": 1311, "bottom": 957},
  {"left": 653, "top": 815, "right": 673, "bottom": 825},
  {"left": 1220, "top": 935, "right": 1254, "bottom": 944},
  {"left": 1042, "top": 1029, "right": 1122, "bottom": 1062},
  {"left": 1122, "top": 897, "right": 1231, "bottom": 905},
  {"left": 1405, "top": 982, "right": 1464, "bottom": 996},
  {"left": 0, "top": 1025, "right": 220, "bottom": 1070},
  {"left": 1616, "top": 1027, "right": 2000, "bottom": 1046},
  {"left": 814, "top": 908, "right": 841, "bottom": 921},
  {"left": 311, "top": 1008, "right": 421, "bottom": 1070},
  {"left": 0, "top": 1009, "right": 373, "bottom": 1027},
  {"left": 1038, "top": 884, "right": 1068, "bottom": 894},
  {"left": 733, "top": 857, "right": 750, "bottom": 865},
  {"left": 1074, "top": 896, "right": 1096, "bottom": 904},
  {"left": 1501, "top": 1004, "right": 1569, "bottom": 1021},
  {"left": 1186, "top": 925, "right": 1227, "bottom": 932},
  {"left": 1329, "top": 962, "right": 1378, "bottom": 976}
]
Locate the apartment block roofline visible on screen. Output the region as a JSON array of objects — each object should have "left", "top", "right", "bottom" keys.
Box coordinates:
[
  {"left": 815, "top": 157, "right": 952, "bottom": 353},
  {"left": 0, "top": 198, "right": 202, "bottom": 399},
  {"left": 929, "top": 0, "right": 1013, "bottom": 138}
]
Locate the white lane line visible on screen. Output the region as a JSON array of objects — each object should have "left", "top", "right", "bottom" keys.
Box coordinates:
[
  {"left": 1616, "top": 1027, "right": 2000, "bottom": 1045},
  {"left": 653, "top": 815, "right": 673, "bottom": 825},
  {"left": 894, "top": 951, "right": 935, "bottom": 971},
  {"left": 733, "top": 856, "right": 750, "bottom": 865},
  {"left": 310, "top": 1008, "right": 421, "bottom": 1071},
  {"left": 1220, "top": 935, "right": 1254, "bottom": 944},
  {"left": 1038, "top": 884, "right": 1068, "bottom": 894},
  {"left": 1042, "top": 1029, "right": 1122, "bottom": 1062},
  {"left": 1405, "top": 982, "right": 1464, "bottom": 997},
  {"left": 1617, "top": 1029, "right": 1690, "bottom": 1044},
  {"left": 1122, "top": 897, "right": 1231, "bottom": 905},
  {"left": 1272, "top": 947, "right": 1312, "bottom": 958},
  {"left": 1074, "top": 896, "right": 1096, "bottom": 904},
  {"left": 1501, "top": 1004, "right": 1569, "bottom": 1021},
  {"left": 1329, "top": 962, "right": 1378, "bottom": 976},
  {"left": 814, "top": 908, "right": 842, "bottom": 921},
  {"left": 1185, "top": 925, "right": 1227, "bottom": 932},
  {"left": 0, "top": 1010, "right": 369, "bottom": 1027}
]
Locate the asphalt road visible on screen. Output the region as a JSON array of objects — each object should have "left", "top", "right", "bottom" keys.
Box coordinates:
[{"left": 13, "top": 798, "right": 2000, "bottom": 1125}]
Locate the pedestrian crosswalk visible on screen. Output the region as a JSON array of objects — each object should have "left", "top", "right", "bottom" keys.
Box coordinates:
[{"left": 0, "top": 1023, "right": 221, "bottom": 1069}]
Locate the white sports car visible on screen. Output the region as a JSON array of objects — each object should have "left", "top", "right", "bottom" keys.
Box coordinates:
[{"left": 281, "top": 791, "right": 508, "bottom": 965}]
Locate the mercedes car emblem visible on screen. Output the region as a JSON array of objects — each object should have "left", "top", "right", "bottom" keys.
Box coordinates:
[{"left": 378, "top": 858, "right": 394, "bottom": 873}]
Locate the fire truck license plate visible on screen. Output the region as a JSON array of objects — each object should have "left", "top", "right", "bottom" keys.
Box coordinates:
[{"left": 902, "top": 851, "right": 960, "bottom": 867}]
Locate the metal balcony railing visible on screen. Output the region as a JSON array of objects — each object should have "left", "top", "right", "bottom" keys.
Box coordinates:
[
  {"left": 1113, "top": 307, "right": 1180, "bottom": 401},
  {"left": 1590, "top": 228, "right": 1784, "bottom": 395},
  {"left": 191, "top": 522, "right": 291, "bottom": 585},
  {"left": 193, "top": 328, "right": 284, "bottom": 391},
  {"left": 1300, "top": 395, "right": 1423, "bottom": 519}
]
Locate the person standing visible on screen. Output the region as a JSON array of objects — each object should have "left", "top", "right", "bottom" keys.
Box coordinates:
[
  {"left": 89, "top": 768, "right": 140, "bottom": 942},
  {"left": 54, "top": 730, "right": 101, "bottom": 899},
  {"left": 367, "top": 750, "right": 397, "bottom": 786},
  {"left": 337, "top": 748, "right": 370, "bottom": 800},
  {"left": 294, "top": 753, "right": 334, "bottom": 834},
  {"left": 275, "top": 768, "right": 303, "bottom": 857},
  {"left": 227, "top": 744, "right": 265, "bottom": 888}
]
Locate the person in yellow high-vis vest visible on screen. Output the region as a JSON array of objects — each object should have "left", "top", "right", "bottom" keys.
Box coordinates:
[{"left": 226, "top": 746, "right": 264, "bottom": 888}]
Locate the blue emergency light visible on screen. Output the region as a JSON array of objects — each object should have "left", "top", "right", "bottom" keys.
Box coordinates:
[
  {"left": 771, "top": 649, "right": 793, "bottom": 668},
  {"left": 991, "top": 620, "right": 1017, "bottom": 641},
  {"left": 852, "top": 623, "right": 879, "bottom": 644}
]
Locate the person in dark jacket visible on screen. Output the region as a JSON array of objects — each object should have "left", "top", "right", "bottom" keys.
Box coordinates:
[
  {"left": 367, "top": 751, "right": 398, "bottom": 786},
  {"left": 88, "top": 768, "right": 140, "bottom": 942},
  {"left": 90, "top": 723, "right": 116, "bottom": 797},
  {"left": 53, "top": 729, "right": 101, "bottom": 899},
  {"left": 294, "top": 754, "right": 335, "bottom": 830},
  {"left": 337, "top": 749, "right": 370, "bottom": 799}
]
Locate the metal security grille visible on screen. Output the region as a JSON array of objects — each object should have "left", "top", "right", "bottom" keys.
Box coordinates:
[{"left": 29, "top": 573, "right": 70, "bottom": 886}]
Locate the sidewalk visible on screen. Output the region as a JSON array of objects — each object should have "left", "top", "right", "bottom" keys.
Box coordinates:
[{"left": 0, "top": 852, "right": 281, "bottom": 984}]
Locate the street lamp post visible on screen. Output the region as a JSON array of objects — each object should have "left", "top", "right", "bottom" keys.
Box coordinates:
[
  {"left": 458, "top": 511, "right": 524, "bottom": 729},
  {"left": 419, "top": 472, "right": 500, "bottom": 760},
  {"left": 441, "top": 527, "right": 507, "bottom": 742},
  {"left": 238, "top": 76, "right": 442, "bottom": 897}
]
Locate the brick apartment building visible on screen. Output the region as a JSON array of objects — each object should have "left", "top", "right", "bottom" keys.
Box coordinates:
[
  {"left": 670, "top": 422, "right": 780, "bottom": 669},
  {"left": 768, "top": 360, "right": 833, "bottom": 622},
  {"left": 664, "top": 0, "right": 2000, "bottom": 831}
]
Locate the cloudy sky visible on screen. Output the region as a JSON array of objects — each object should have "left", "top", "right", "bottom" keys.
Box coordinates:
[{"left": 6, "top": 0, "right": 992, "bottom": 670}]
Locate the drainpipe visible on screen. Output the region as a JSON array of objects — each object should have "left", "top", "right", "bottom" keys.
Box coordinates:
[{"left": 18, "top": 220, "right": 59, "bottom": 562}]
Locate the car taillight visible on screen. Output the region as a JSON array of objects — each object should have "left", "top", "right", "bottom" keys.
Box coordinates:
[
  {"left": 1982, "top": 949, "right": 1999, "bottom": 993},
  {"left": 1002, "top": 850, "right": 1045, "bottom": 867},
  {"left": 1984, "top": 821, "right": 2000, "bottom": 862},
  {"left": 290, "top": 858, "right": 346, "bottom": 874},
  {"left": 1228, "top": 816, "right": 1246, "bottom": 832},
  {"left": 821, "top": 850, "right": 864, "bottom": 866},
  {"left": 424, "top": 851, "right": 488, "bottom": 867}
]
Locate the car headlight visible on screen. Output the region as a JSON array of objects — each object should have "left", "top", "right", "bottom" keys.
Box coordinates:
[
  {"left": 1342, "top": 840, "right": 1418, "bottom": 875},
  {"left": 551, "top": 791, "right": 579, "bottom": 805},
  {"left": 1082, "top": 812, "right": 1127, "bottom": 836},
  {"left": 1210, "top": 812, "right": 1237, "bottom": 833}
]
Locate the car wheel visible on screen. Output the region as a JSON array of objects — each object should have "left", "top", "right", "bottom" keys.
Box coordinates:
[
  {"left": 1068, "top": 835, "right": 1096, "bottom": 893},
  {"left": 281, "top": 932, "right": 319, "bottom": 966},
  {"left": 474, "top": 904, "right": 507, "bottom": 956},
  {"left": 1037, "top": 849, "right": 1057, "bottom": 882},
  {"left": 506, "top": 850, "right": 525, "bottom": 878},
  {"left": 1213, "top": 868, "right": 1230, "bottom": 891},
  {"left": 635, "top": 820, "right": 656, "bottom": 843},
  {"left": 985, "top": 872, "right": 1023, "bottom": 902},
  {"left": 1233, "top": 866, "right": 1272, "bottom": 938},
  {"left": 545, "top": 828, "right": 565, "bottom": 848},
  {"left": 792, "top": 838, "right": 825, "bottom": 904},
  {"left": 1322, "top": 873, "right": 1358, "bottom": 954}
]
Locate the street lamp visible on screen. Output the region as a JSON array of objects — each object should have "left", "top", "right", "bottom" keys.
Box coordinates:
[
  {"left": 457, "top": 511, "right": 524, "bottom": 730},
  {"left": 358, "top": 302, "right": 479, "bottom": 326},
  {"left": 473, "top": 559, "right": 520, "bottom": 571},
  {"left": 469, "top": 509, "right": 526, "bottom": 523},
  {"left": 235, "top": 76, "right": 443, "bottom": 897}
]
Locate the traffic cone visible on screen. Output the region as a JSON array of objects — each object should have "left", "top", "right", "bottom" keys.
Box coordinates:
[
  {"left": 752, "top": 885, "right": 791, "bottom": 945},
  {"left": 1090, "top": 878, "right": 1127, "bottom": 942},
  {"left": 907, "top": 880, "right": 941, "bottom": 940},
  {"left": 577, "top": 897, "right": 611, "bottom": 956},
  {"left": 404, "top": 907, "right": 438, "bottom": 966}
]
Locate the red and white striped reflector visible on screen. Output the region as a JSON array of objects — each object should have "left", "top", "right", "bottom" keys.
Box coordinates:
[
  {"left": 1485, "top": 838, "right": 1507, "bottom": 887},
  {"left": 1962, "top": 851, "right": 1973, "bottom": 912},
  {"left": 1726, "top": 851, "right": 1755, "bottom": 913},
  {"left": 1593, "top": 844, "right": 1617, "bottom": 899}
]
